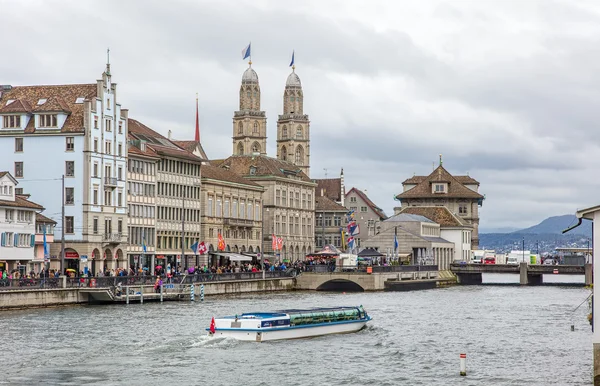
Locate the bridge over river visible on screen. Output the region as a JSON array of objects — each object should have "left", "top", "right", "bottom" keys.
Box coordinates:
[{"left": 450, "top": 263, "right": 592, "bottom": 285}]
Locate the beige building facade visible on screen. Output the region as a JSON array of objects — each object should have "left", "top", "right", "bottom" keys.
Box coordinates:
[
  {"left": 201, "top": 164, "right": 264, "bottom": 266},
  {"left": 395, "top": 161, "right": 484, "bottom": 248}
]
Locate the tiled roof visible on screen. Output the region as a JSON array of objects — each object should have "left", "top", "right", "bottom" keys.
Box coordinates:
[
  {"left": 0, "top": 195, "right": 44, "bottom": 210},
  {"left": 315, "top": 195, "right": 347, "bottom": 212},
  {"left": 315, "top": 178, "right": 342, "bottom": 202},
  {"left": 173, "top": 140, "right": 208, "bottom": 160},
  {"left": 396, "top": 165, "right": 483, "bottom": 200},
  {"left": 346, "top": 187, "right": 387, "bottom": 219},
  {"left": 202, "top": 164, "right": 261, "bottom": 188},
  {"left": 127, "top": 133, "right": 159, "bottom": 158},
  {"left": 215, "top": 155, "right": 313, "bottom": 183},
  {"left": 402, "top": 174, "right": 479, "bottom": 185},
  {"left": 0, "top": 171, "right": 8, "bottom": 178},
  {"left": 128, "top": 119, "right": 203, "bottom": 163},
  {"left": 400, "top": 206, "right": 468, "bottom": 227},
  {"left": 385, "top": 213, "right": 435, "bottom": 223},
  {"left": 36, "top": 212, "right": 57, "bottom": 224},
  {"left": 0, "top": 84, "right": 97, "bottom": 133}
]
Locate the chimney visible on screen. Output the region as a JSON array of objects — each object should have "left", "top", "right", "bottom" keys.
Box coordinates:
[{"left": 168, "top": 130, "right": 172, "bottom": 140}]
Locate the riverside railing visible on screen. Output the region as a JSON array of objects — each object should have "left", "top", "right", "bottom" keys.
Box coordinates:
[
  {"left": 302, "top": 264, "right": 439, "bottom": 273},
  {"left": 0, "top": 270, "right": 295, "bottom": 291}
]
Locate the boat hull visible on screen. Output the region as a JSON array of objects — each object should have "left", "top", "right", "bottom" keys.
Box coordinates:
[{"left": 209, "top": 318, "right": 370, "bottom": 342}]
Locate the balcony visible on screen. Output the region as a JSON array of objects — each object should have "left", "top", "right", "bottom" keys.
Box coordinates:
[
  {"left": 104, "top": 177, "right": 117, "bottom": 188},
  {"left": 103, "top": 233, "right": 123, "bottom": 243},
  {"left": 223, "top": 218, "right": 254, "bottom": 227}
]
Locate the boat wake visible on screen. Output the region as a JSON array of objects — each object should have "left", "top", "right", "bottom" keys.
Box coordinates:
[{"left": 191, "top": 334, "right": 241, "bottom": 349}]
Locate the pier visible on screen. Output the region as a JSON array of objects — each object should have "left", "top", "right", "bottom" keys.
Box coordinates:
[{"left": 450, "top": 263, "right": 591, "bottom": 285}]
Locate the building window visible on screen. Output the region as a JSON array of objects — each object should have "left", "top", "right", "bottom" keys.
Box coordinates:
[
  {"left": 350, "top": 206, "right": 357, "bottom": 212},
  {"left": 65, "top": 137, "right": 74, "bottom": 151},
  {"left": 5, "top": 209, "right": 14, "bottom": 222},
  {"left": 459, "top": 204, "right": 468, "bottom": 215},
  {"left": 118, "top": 166, "right": 123, "bottom": 180},
  {"left": 93, "top": 188, "right": 98, "bottom": 205},
  {"left": 15, "top": 188, "right": 22, "bottom": 195},
  {"left": 3, "top": 115, "right": 21, "bottom": 128},
  {"left": 360, "top": 206, "right": 368, "bottom": 212},
  {"left": 118, "top": 122, "right": 123, "bottom": 134},
  {"left": 117, "top": 191, "right": 122, "bottom": 206},
  {"left": 238, "top": 122, "right": 243, "bottom": 134},
  {"left": 118, "top": 219, "right": 122, "bottom": 234},
  {"left": 14, "top": 138, "right": 23, "bottom": 152},
  {"left": 93, "top": 218, "right": 98, "bottom": 234},
  {"left": 105, "top": 190, "right": 112, "bottom": 206},
  {"left": 334, "top": 216, "right": 341, "bottom": 226},
  {"left": 65, "top": 161, "right": 75, "bottom": 177},
  {"left": 296, "top": 126, "right": 302, "bottom": 138},
  {"left": 93, "top": 163, "right": 98, "bottom": 177},
  {"left": 106, "top": 120, "right": 112, "bottom": 132},
  {"left": 65, "top": 187, "right": 74, "bottom": 205},
  {"left": 65, "top": 216, "right": 74, "bottom": 234},
  {"left": 93, "top": 138, "right": 98, "bottom": 152},
  {"left": 282, "top": 125, "right": 288, "bottom": 139},
  {"left": 434, "top": 184, "right": 446, "bottom": 193},
  {"left": 14, "top": 162, "right": 23, "bottom": 178},
  {"left": 255, "top": 204, "right": 260, "bottom": 221},
  {"left": 94, "top": 116, "right": 98, "bottom": 129},
  {"left": 350, "top": 197, "right": 357, "bottom": 203},
  {"left": 105, "top": 141, "right": 111, "bottom": 155},
  {"left": 253, "top": 122, "right": 258, "bottom": 134},
  {"left": 118, "top": 143, "right": 122, "bottom": 156},
  {"left": 39, "top": 114, "right": 57, "bottom": 128}
]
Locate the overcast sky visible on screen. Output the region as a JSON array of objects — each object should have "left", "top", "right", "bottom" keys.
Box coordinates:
[{"left": 3, "top": 0, "right": 600, "bottom": 232}]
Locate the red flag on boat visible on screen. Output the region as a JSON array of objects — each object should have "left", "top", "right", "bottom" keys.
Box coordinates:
[{"left": 210, "top": 317, "right": 216, "bottom": 334}]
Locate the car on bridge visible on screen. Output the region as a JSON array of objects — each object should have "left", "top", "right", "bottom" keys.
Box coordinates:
[{"left": 484, "top": 256, "right": 496, "bottom": 265}]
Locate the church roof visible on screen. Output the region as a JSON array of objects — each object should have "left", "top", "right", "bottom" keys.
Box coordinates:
[
  {"left": 396, "top": 165, "right": 483, "bottom": 200},
  {"left": 212, "top": 155, "right": 313, "bottom": 183},
  {"left": 399, "top": 206, "right": 469, "bottom": 228},
  {"left": 242, "top": 67, "right": 259, "bottom": 83},
  {"left": 286, "top": 72, "right": 302, "bottom": 87}
]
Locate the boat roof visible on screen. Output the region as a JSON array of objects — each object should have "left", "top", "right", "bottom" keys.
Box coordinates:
[{"left": 220, "top": 307, "right": 361, "bottom": 320}]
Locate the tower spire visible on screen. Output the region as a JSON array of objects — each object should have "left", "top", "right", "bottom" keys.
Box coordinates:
[
  {"left": 106, "top": 47, "right": 111, "bottom": 75},
  {"left": 195, "top": 93, "right": 200, "bottom": 142}
]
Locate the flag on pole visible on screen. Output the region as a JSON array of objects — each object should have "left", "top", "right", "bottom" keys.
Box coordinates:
[
  {"left": 198, "top": 241, "right": 208, "bottom": 255},
  {"left": 289, "top": 50, "right": 295, "bottom": 67},
  {"left": 394, "top": 232, "right": 399, "bottom": 251},
  {"left": 43, "top": 226, "right": 49, "bottom": 263},
  {"left": 276, "top": 237, "right": 283, "bottom": 250},
  {"left": 341, "top": 228, "right": 346, "bottom": 249},
  {"left": 190, "top": 240, "right": 199, "bottom": 254},
  {"left": 272, "top": 234, "right": 277, "bottom": 250},
  {"left": 218, "top": 234, "right": 226, "bottom": 251},
  {"left": 241, "top": 43, "right": 251, "bottom": 60},
  {"left": 209, "top": 316, "right": 216, "bottom": 334},
  {"left": 347, "top": 236, "right": 355, "bottom": 250},
  {"left": 142, "top": 237, "right": 147, "bottom": 253}
]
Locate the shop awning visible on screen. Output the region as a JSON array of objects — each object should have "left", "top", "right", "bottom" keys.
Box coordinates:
[{"left": 210, "top": 252, "right": 254, "bottom": 261}]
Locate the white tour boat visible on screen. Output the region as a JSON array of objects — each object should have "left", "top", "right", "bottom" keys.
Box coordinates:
[{"left": 206, "top": 306, "right": 372, "bottom": 342}]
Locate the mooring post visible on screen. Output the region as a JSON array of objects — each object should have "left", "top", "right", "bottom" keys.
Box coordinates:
[
  {"left": 190, "top": 284, "right": 195, "bottom": 302},
  {"left": 460, "top": 353, "right": 467, "bottom": 376},
  {"left": 126, "top": 287, "right": 129, "bottom": 305},
  {"left": 160, "top": 283, "right": 164, "bottom": 302},
  {"left": 201, "top": 284, "right": 205, "bottom": 302}
]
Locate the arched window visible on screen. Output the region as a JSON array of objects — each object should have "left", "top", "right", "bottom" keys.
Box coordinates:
[
  {"left": 238, "top": 122, "right": 243, "bottom": 134},
  {"left": 253, "top": 122, "right": 258, "bottom": 134},
  {"left": 295, "top": 145, "right": 304, "bottom": 165},
  {"left": 296, "top": 126, "right": 303, "bottom": 139},
  {"left": 282, "top": 125, "right": 288, "bottom": 139},
  {"left": 251, "top": 142, "right": 260, "bottom": 153},
  {"left": 281, "top": 146, "right": 287, "bottom": 161},
  {"left": 237, "top": 142, "right": 244, "bottom": 155}
]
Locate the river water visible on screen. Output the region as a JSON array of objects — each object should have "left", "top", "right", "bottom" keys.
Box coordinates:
[{"left": 1, "top": 277, "right": 593, "bottom": 385}]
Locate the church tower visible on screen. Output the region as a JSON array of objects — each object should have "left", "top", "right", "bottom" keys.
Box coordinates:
[
  {"left": 232, "top": 63, "right": 267, "bottom": 156},
  {"left": 277, "top": 66, "right": 310, "bottom": 176}
]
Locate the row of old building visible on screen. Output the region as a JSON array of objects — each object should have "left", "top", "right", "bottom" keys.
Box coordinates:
[{"left": 0, "top": 58, "right": 484, "bottom": 276}]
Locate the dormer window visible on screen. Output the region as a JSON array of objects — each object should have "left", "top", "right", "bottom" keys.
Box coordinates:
[
  {"left": 433, "top": 183, "right": 447, "bottom": 193},
  {"left": 249, "top": 166, "right": 257, "bottom": 175},
  {"left": 3, "top": 115, "right": 20, "bottom": 128},
  {"left": 75, "top": 97, "right": 85, "bottom": 104},
  {"left": 37, "top": 98, "right": 47, "bottom": 105},
  {"left": 39, "top": 114, "right": 57, "bottom": 128}
]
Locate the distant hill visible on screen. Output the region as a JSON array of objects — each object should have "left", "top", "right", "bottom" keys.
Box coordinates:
[
  {"left": 515, "top": 214, "right": 592, "bottom": 236},
  {"left": 479, "top": 214, "right": 592, "bottom": 254}
]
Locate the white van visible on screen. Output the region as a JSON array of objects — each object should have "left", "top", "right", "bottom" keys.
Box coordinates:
[
  {"left": 337, "top": 254, "right": 358, "bottom": 271},
  {"left": 506, "top": 256, "right": 519, "bottom": 265},
  {"left": 471, "top": 250, "right": 484, "bottom": 264}
]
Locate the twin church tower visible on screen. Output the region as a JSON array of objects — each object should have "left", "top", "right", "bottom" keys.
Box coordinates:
[{"left": 232, "top": 62, "right": 310, "bottom": 177}]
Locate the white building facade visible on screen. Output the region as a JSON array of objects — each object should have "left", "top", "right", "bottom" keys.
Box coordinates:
[
  {"left": 0, "top": 172, "right": 43, "bottom": 274},
  {"left": 0, "top": 63, "right": 128, "bottom": 275}
]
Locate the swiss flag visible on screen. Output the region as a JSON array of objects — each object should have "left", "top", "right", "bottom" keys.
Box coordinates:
[
  {"left": 198, "top": 241, "right": 208, "bottom": 255},
  {"left": 209, "top": 317, "right": 216, "bottom": 334}
]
